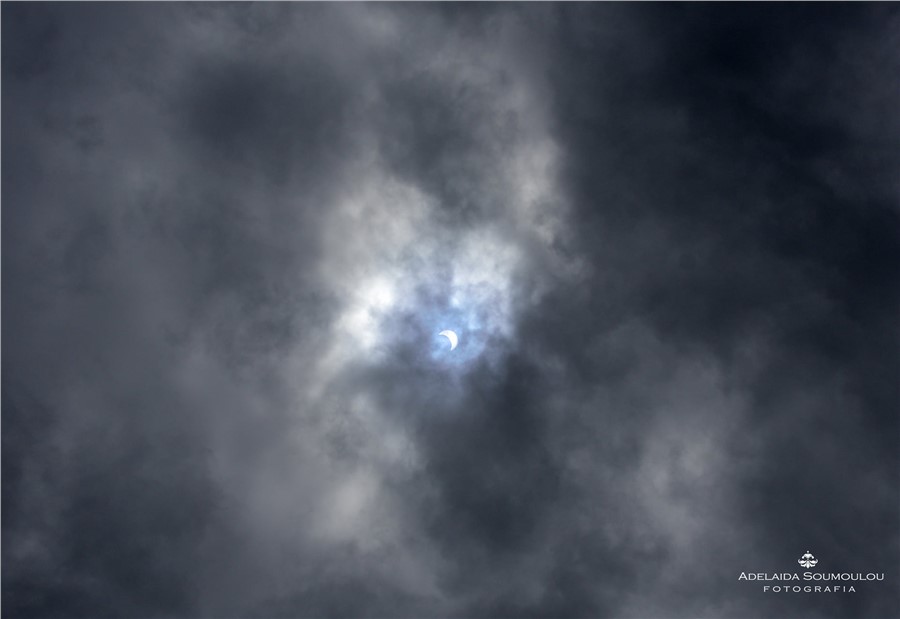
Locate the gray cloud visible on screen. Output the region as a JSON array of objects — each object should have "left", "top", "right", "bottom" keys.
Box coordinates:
[{"left": 3, "top": 4, "right": 898, "bottom": 618}]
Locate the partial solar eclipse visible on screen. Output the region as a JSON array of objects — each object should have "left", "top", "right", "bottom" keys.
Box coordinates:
[{"left": 439, "top": 330, "right": 458, "bottom": 351}]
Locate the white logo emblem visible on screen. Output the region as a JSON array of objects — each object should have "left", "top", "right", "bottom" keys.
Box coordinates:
[{"left": 798, "top": 551, "right": 818, "bottom": 568}]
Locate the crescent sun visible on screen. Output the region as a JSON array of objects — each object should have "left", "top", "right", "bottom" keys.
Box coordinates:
[{"left": 439, "top": 330, "right": 458, "bottom": 351}]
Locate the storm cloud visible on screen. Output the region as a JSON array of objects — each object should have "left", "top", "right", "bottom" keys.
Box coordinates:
[{"left": 3, "top": 4, "right": 899, "bottom": 618}]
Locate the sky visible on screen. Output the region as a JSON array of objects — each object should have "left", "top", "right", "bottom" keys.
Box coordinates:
[{"left": 2, "top": 4, "right": 899, "bottom": 618}]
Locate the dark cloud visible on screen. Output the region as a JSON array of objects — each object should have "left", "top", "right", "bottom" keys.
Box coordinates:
[{"left": 3, "top": 4, "right": 898, "bottom": 619}]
